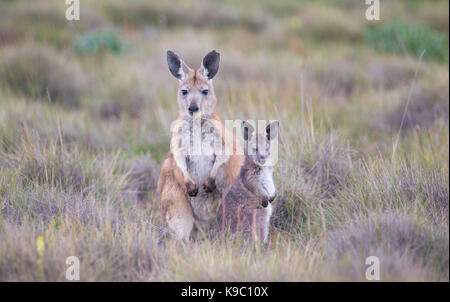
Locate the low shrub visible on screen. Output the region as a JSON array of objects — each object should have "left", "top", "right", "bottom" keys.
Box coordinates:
[
  {"left": 74, "top": 30, "right": 128, "bottom": 56},
  {"left": 364, "top": 22, "right": 449, "bottom": 61}
]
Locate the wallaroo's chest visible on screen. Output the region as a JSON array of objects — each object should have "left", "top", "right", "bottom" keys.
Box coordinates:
[{"left": 178, "top": 117, "right": 223, "bottom": 183}]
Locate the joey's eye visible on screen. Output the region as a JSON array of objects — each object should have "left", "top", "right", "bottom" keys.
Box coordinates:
[
  {"left": 181, "top": 89, "right": 188, "bottom": 96},
  {"left": 201, "top": 89, "right": 209, "bottom": 96}
]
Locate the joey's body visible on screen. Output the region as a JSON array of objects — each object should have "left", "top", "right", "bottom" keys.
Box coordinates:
[
  {"left": 157, "top": 51, "right": 243, "bottom": 240},
  {"left": 217, "top": 157, "right": 274, "bottom": 243},
  {"left": 217, "top": 122, "right": 279, "bottom": 244}
]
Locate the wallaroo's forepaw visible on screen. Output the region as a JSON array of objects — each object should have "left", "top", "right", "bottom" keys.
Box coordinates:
[
  {"left": 203, "top": 177, "right": 216, "bottom": 193},
  {"left": 186, "top": 181, "right": 199, "bottom": 197}
]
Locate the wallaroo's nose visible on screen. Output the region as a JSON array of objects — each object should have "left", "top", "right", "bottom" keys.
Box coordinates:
[
  {"left": 188, "top": 104, "right": 199, "bottom": 113},
  {"left": 268, "top": 194, "right": 277, "bottom": 203}
]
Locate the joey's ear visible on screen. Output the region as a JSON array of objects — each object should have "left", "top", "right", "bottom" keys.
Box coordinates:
[
  {"left": 241, "top": 121, "right": 255, "bottom": 141},
  {"left": 266, "top": 121, "right": 279, "bottom": 141},
  {"left": 167, "top": 50, "right": 190, "bottom": 80},
  {"left": 201, "top": 50, "right": 220, "bottom": 79}
]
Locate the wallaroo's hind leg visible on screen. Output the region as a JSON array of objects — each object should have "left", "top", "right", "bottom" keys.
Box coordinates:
[
  {"left": 166, "top": 200, "right": 194, "bottom": 240},
  {"left": 158, "top": 157, "right": 195, "bottom": 240},
  {"left": 160, "top": 189, "right": 194, "bottom": 240}
]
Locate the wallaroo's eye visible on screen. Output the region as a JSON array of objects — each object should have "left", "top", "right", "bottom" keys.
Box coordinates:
[
  {"left": 181, "top": 89, "right": 189, "bottom": 96},
  {"left": 201, "top": 89, "right": 209, "bottom": 96}
]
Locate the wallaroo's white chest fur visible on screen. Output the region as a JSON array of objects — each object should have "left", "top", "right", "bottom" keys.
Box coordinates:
[
  {"left": 184, "top": 117, "right": 220, "bottom": 184},
  {"left": 171, "top": 115, "right": 230, "bottom": 225}
]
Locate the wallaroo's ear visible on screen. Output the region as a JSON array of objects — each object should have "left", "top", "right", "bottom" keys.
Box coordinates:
[
  {"left": 167, "top": 50, "right": 189, "bottom": 80},
  {"left": 241, "top": 121, "right": 255, "bottom": 141},
  {"left": 201, "top": 50, "right": 220, "bottom": 79},
  {"left": 266, "top": 121, "right": 279, "bottom": 141}
]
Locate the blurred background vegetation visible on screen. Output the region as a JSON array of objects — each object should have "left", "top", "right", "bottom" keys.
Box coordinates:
[{"left": 0, "top": 0, "right": 448, "bottom": 281}]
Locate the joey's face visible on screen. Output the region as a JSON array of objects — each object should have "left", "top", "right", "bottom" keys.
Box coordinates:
[
  {"left": 241, "top": 121, "right": 280, "bottom": 167},
  {"left": 247, "top": 133, "right": 272, "bottom": 166}
]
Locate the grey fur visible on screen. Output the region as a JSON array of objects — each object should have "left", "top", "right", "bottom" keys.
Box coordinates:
[{"left": 217, "top": 122, "right": 279, "bottom": 243}]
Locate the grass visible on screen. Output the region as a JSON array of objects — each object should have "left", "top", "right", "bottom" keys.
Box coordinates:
[{"left": 0, "top": 0, "right": 448, "bottom": 281}]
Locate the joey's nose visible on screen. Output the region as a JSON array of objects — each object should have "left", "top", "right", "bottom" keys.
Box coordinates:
[{"left": 188, "top": 104, "right": 199, "bottom": 113}]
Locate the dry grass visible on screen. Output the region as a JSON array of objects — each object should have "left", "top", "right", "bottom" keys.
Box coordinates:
[
  {"left": 382, "top": 84, "right": 449, "bottom": 133},
  {"left": 104, "top": 0, "right": 266, "bottom": 31},
  {"left": 0, "top": 0, "right": 448, "bottom": 281}
]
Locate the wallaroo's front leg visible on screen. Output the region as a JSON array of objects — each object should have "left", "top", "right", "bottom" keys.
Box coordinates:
[
  {"left": 203, "top": 122, "right": 230, "bottom": 193},
  {"left": 173, "top": 150, "right": 198, "bottom": 197},
  {"left": 203, "top": 154, "right": 229, "bottom": 192},
  {"left": 171, "top": 122, "right": 198, "bottom": 197}
]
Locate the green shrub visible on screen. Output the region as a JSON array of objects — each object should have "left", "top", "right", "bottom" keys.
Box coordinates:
[
  {"left": 74, "top": 30, "right": 127, "bottom": 56},
  {"left": 364, "top": 22, "right": 449, "bottom": 62}
]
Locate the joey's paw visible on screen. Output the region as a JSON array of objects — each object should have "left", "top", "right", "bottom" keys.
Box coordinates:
[
  {"left": 186, "top": 181, "right": 199, "bottom": 197},
  {"left": 261, "top": 199, "right": 269, "bottom": 208},
  {"left": 203, "top": 177, "right": 216, "bottom": 193}
]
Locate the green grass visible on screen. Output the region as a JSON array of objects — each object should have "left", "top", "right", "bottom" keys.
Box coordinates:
[
  {"left": 0, "top": 0, "right": 448, "bottom": 281},
  {"left": 74, "top": 30, "right": 128, "bottom": 56},
  {"left": 364, "top": 21, "right": 449, "bottom": 62}
]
